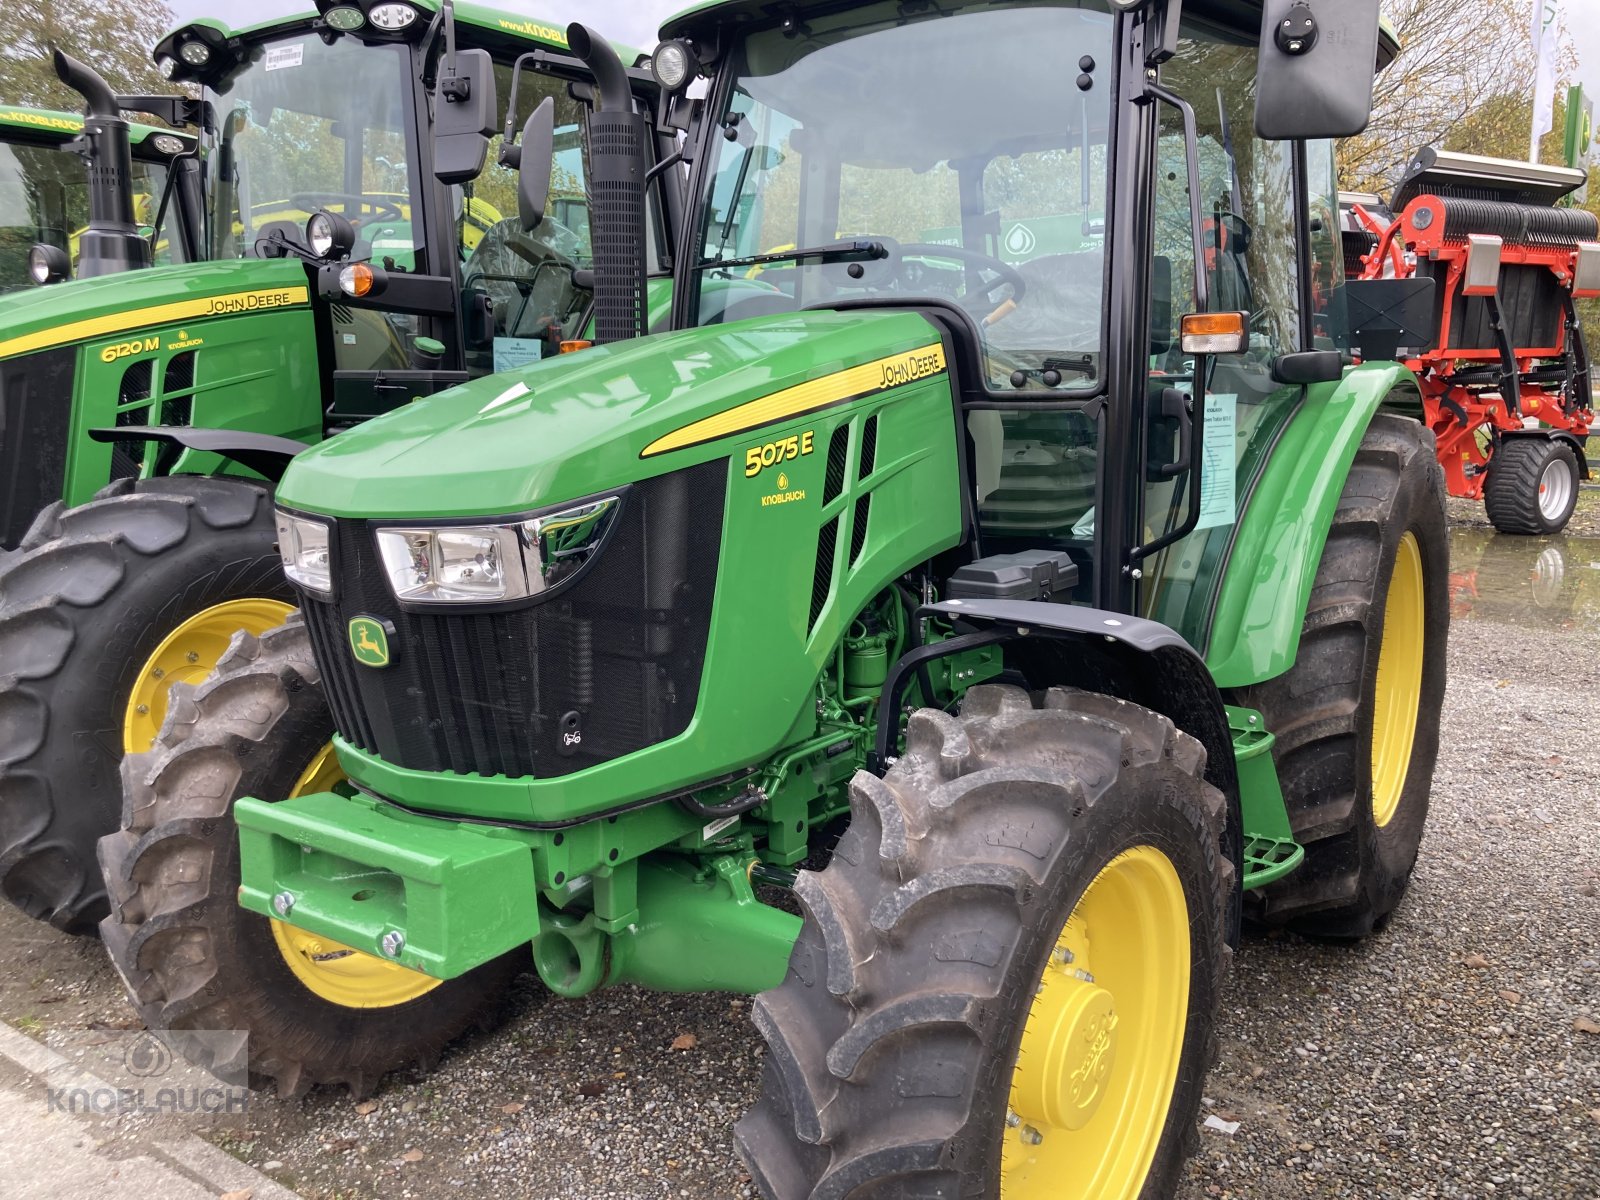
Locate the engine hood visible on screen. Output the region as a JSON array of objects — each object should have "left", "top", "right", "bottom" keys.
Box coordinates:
[
  {"left": 276, "top": 307, "right": 947, "bottom": 519},
  {"left": 0, "top": 258, "right": 310, "bottom": 362}
]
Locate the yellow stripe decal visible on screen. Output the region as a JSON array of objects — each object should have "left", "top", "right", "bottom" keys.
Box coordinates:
[
  {"left": 0, "top": 285, "right": 311, "bottom": 360},
  {"left": 641, "top": 342, "right": 947, "bottom": 458}
]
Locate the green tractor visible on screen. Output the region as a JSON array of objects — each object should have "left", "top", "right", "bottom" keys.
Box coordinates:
[
  {"left": 0, "top": 95, "right": 199, "bottom": 291},
  {"left": 99, "top": 0, "right": 1445, "bottom": 1192},
  {"left": 0, "top": 0, "right": 676, "bottom": 932}
]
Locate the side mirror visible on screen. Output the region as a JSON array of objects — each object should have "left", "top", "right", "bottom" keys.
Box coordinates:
[
  {"left": 515, "top": 97, "right": 555, "bottom": 234},
  {"left": 1149, "top": 254, "right": 1173, "bottom": 355},
  {"left": 1253, "top": 0, "right": 1381, "bottom": 140},
  {"left": 434, "top": 48, "right": 497, "bottom": 185}
]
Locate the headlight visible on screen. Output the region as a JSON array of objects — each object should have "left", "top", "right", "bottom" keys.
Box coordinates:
[
  {"left": 323, "top": 5, "right": 366, "bottom": 31},
  {"left": 649, "top": 40, "right": 693, "bottom": 92},
  {"left": 157, "top": 55, "right": 177, "bottom": 79},
  {"left": 368, "top": 3, "right": 417, "bottom": 30},
  {"left": 27, "top": 243, "right": 69, "bottom": 285},
  {"left": 276, "top": 511, "right": 333, "bottom": 594},
  {"left": 178, "top": 40, "right": 211, "bottom": 66},
  {"left": 374, "top": 496, "right": 620, "bottom": 604}
]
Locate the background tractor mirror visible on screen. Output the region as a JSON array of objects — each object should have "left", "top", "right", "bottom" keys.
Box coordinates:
[
  {"left": 434, "top": 48, "right": 497, "bottom": 184},
  {"left": 1149, "top": 254, "right": 1173, "bottom": 355},
  {"left": 515, "top": 97, "right": 556, "bottom": 233},
  {"left": 1253, "top": 0, "right": 1382, "bottom": 139}
]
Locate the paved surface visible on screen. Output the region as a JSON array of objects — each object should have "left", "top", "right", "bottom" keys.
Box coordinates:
[
  {"left": 0, "top": 1018, "right": 300, "bottom": 1200},
  {"left": 0, "top": 520, "right": 1596, "bottom": 1199}
]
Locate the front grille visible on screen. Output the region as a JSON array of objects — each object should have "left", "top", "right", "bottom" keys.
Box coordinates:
[
  {"left": 0, "top": 348, "right": 76, "bottom": 548},
  {"left": 300, "top": 460, "right": 727, "bottom": 779}
]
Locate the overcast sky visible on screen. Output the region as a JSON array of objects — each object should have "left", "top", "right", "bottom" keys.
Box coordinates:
[{"left": 164, "top": 0, "right": 679, "bottom": 51}]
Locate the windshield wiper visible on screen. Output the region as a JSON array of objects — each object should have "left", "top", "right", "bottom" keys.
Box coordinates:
[{"left": 699, "top": 239, "right": 889, "bottom": 272}]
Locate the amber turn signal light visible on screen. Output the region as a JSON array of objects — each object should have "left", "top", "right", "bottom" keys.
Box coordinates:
[
  {"left": 559, "top": 340, "right": 593, "bottom": 354},
  {"left": 1179, "top": 311, "right": 1247, "bottom": 355}
]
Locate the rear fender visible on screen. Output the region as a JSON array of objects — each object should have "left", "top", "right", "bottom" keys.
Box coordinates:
[{"left": 1205, "top": 362, "right": 1422, "bottom": 688}]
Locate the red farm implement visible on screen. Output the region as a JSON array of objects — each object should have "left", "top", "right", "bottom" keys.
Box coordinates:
[{"left": 1343, "top": 149, "right": 1597, "bottom": 534}]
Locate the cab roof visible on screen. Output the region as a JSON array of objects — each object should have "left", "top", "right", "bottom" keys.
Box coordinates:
[
  {"left": 0, "top": 104, "right": 195, "bottom": 156},
  {"left": 662, "top": 0, "right": 1397, "bottom": 71}
]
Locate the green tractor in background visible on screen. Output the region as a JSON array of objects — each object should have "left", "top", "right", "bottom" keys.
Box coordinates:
[
  {"left": 0, "top": 96, "right": 199, "bottom": 291},
  {"left": 0, "top": 0, "right": 677, "bottom": 933},
  {"left": 96, "top": 0, "right": 1446, "bottom": 1192}
]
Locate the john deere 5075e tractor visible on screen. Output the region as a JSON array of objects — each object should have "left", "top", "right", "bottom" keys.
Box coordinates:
[
  {"left": 102, "top": 0, "right": 1444, "bottom": 1193},
  {"left": 0, "top": 1, "right": 672, "bottom": 933}
]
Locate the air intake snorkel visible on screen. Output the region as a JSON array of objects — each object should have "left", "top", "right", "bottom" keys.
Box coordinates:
[
  {"left": 566, "top": 24, "right": 647, "bottom": 344},
  {"left": 52, "top": 48, "right": 151, "bottom": 277}
]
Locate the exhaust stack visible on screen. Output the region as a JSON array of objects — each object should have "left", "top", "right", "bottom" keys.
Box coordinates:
[
  {"left": 566, "top": 24, "right": 646, "bottom": 345},
  {"left": 54, "top": 49, "right": 150, "bottom": 277}
]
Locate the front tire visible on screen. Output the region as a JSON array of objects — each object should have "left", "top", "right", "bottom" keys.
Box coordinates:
[
  {"left": 1484, "top": 436, "right": 1580, "bottom": 535},
  {"left": 97, "top": 616, "right": 524, "bottom": 1098},
  {"left": 0, "top": 477, "right": 292, "bottom": 933},
  {"left": 1236, "top": 413, "right": 1448, "bottom": 937},
  {"left": 736, "top": 684, "right": 1231, "bottom": 1200}
]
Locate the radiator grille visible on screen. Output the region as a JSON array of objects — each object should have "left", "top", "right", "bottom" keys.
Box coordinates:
[
  {"left": 299, "top": 461, "right": 726, "bottom": 779},
  {"left": 0, "top": 348, "right": 76, "bottom": 549}
]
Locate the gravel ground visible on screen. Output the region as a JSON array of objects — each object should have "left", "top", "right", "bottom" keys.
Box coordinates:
[{"left": 1, "top": 523, "right": 1596, "bottom": 1200}]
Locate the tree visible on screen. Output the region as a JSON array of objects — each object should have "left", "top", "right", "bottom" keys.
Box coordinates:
[
  {"left": 0, "top": 0, "right": 178, "bottom": 120},
  {"left": 1341, "top": 0, "right": 1536, "bottom": 193}
]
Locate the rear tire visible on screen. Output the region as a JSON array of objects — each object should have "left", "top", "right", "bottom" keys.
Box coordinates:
[
  {"left": 736, "top": 684, "right": 1231, "bottom": 1200},
  {"left": 1484, "top": 436, "right": 1580, "bottom": 534},
  {"left": 97, "top": 615, "right": 524, "bottom": 1098},
  {"left": 1236, "top": 414, "right": 1448, "bottom": 938},
  {"left": 0, "top": 477, "right": 291, "bottom": 933}
]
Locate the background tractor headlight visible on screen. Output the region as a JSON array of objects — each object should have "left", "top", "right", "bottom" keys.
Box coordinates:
[
  {"left": 276, "top": 511, "right": 333, "bottom": 594},
  {"left": 374, "top": 496, "right": 619, "bottom": 605}
]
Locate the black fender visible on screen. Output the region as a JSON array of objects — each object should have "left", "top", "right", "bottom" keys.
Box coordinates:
[
  {"left": 88, "top": 426, "right": 309, "bottom": 482},
  {"left": 1550, "top": 431, "right": 1591, "bottom": 480},
  {"left": 876, "top": 597, "right": 1244, "bottom": 942}
]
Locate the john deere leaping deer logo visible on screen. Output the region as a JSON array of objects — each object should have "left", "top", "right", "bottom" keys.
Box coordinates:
[{"left": 348, "top": 616, "right": 391, "bottom": 668}]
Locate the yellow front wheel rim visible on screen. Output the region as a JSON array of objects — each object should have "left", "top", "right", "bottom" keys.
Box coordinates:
[
  {"left": 268, "top": 744, "right": 442, "bottom": 1008},
  {"left": 123, "top": 598, "right": 295, "bottom": 753},
  {"left": 1370, "top": 531, "right": 1425, "bottom": 828},
  {"left": 1000, "top": 846, "right": 1191, "bottom": 1199}
]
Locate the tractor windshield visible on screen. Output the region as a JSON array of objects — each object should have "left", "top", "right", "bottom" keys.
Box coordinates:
[
  {"left": 693, "top": 0, "right": 1114, "bottom": 393},
  {"left": 205, "top": 36, "right": 421, "bottom": 267}
]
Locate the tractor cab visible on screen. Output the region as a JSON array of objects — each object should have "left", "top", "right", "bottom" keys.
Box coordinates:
[
  {"left": 154, "top": 0, "right": 674, "bottom": 418},
  {"left": 665, "top": 0, "right": 1380, "bottom": 650}
]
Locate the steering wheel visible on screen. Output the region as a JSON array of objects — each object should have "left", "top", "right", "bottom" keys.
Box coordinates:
[
  {"left": 896, "top": 242, "right": 1027, "bottom": 312},
  {"left": 288, "top": 192, "right": 406, "bottom": 224}
]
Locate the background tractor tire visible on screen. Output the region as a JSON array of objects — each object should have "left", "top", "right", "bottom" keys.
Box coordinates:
[
  {"left": 1236, "top": 414, "right": 1448, "bottom": 938},
  {"left": 1483, "top": 436, "right": 1580, "bottom": 535},
  {"left": 0, "top": 476, "right": 292, "bottom": 933},
  {"left": 736, "top": 684, "right": 1231, "bottom": 1200},
  {"left": 98, "top": 615, "right": 525, "bottom": 1098}
]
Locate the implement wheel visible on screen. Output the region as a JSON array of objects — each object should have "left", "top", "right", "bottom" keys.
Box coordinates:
[
  {"left": 1484, "top": 436, "right": 1580, "bottom": 535},
  {"left": 736, "top": 684, "right": 1230, "bottom": 1199},
  {"left": 1237, "top": 414, "right": 1448, "bottom": 937},
  {"left": 97, "top": 615, "right": 524, "bottom": 1098},
  {"left": 0, "top": 477, "right": 291, "bottom": 933}
]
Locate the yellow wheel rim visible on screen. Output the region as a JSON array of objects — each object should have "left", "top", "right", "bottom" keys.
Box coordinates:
[
  {"left": 1000, "top": 846, "right": 1190, "bottom": 1199},
  {"left": 1370, "top": 532, "right": 1425, "bottom": 828},
  {"left": 267, "top": 744, "right": 442, "bottom": 1008},
  {"left": 122, "top": 598, "right": 295, "bottom": 753}
]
